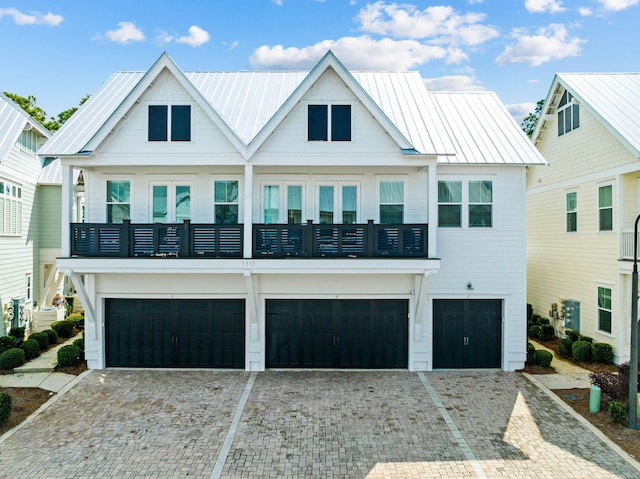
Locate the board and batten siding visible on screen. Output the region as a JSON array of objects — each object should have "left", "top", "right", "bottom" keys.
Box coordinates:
[{"left": 428, "top": 165, "right": 528, "bottom": 371}]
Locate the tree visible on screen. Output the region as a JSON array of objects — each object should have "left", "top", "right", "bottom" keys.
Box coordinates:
[
  {"left": 521, "top": 99, "right": 545, "bottom": 138},
  {"left": 2, "top": 92, "right": 89, "bottom": 131}
]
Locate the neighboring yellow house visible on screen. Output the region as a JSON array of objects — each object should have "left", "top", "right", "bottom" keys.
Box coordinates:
[{"left": 527, "top": 73, "right": 640, "bottom": 363}]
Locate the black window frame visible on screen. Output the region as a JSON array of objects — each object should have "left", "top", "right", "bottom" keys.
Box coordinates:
[
  {"left": 307, "top": 104, "right": 351, "bottom": 142},
  {"left": 148, "top": 104, "right": 191, "bottom": 142}
]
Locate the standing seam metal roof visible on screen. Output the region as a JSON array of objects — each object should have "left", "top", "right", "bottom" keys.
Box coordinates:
[{"left": 0, "top": 93, "right": 50, "bottom": 162}]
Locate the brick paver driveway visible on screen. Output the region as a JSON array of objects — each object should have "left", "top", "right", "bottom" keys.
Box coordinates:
[{"left": 1, "top": 370, "right": 638, "bottom": 478}]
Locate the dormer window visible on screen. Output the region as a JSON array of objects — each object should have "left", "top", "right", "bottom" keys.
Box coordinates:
[
  {"left": 308, "top": 104, "right": 351, "bottom": 142},
  {"left": 557, "top": 90, "right": 579, "bottom": 136},
  {"left": 148, "top": 105, "right": 191, "bottom": 142}
]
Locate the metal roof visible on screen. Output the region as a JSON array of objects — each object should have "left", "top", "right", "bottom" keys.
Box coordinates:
[
  {"left": 0, "top": 93, "right": 50, "bottom": 162},
  {"left": 551, "top": 73, "right": 640, "bottom": 157},
  {"left": 429, "top": 91, "right": 547, "bottom": 165},
  {"left": 37, "top": 157, "right": 81, "bottom": 185}
]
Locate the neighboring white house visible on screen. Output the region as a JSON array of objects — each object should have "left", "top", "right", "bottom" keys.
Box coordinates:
[
  {"left": 40, "top": 52, "right": 545, "bottom": 371},
  {"left": 527, "top": 73, "right": 640, "bottom": 363},
  {"left": 0, "top": 93, "right": 51, "bottom": 335}
]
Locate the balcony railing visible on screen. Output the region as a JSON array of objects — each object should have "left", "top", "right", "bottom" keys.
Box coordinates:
[
  {"left": 253, "top": 220, "right": 428, "bottom": 258},
  {"left": 70, "top": 220, "right": 428, "bottom": 259},
  {"left": 622, "top": 231, "right": 639, "bottom": 260},
  {"left": 70, "top": 220, "right": 243, "bottom": 258}
]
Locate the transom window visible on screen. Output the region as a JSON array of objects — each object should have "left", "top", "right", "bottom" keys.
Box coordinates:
[
  {"left": 597, "top": 286, "right": 612, "bottom": 333},
  {"left": 214, "top": 180, "right": 239, "bottom": 224},
  {"left": 598, "top": 185, "right": 613, "bottom": 231},
  {"left": 379, "top": 180, "right": 404, "bottom": 224},
  {"left": 0, "top": 179, "right": 22, "bottom": 236},
  {"left": 106, "top": 180, "right": 130, "bottom": 223},
  {"left": 566, "top": 191, "right": 577, "bottom": 232},
  {"left": 557, "top": 90, "right": 579, "bottom": 136},
  {"left": 148, "top": 105, "right": 191, "bottom": 142},
  {"left": 308, "top": 104, "right": 351, "bottom": 142}
]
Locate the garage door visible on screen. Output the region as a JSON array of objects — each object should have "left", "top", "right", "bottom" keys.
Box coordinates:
[
  {"left": 433, "top": 299, "right": 502, "bottom": 369},
  {"left": 266, "top": 299, "right": 408, "bottom": 368},
  {"left": 105, "top": 299, "right": 245, "bottom": 368}
]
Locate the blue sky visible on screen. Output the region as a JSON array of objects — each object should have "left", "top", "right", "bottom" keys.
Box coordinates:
[{"left": 1, "top": 0, "right": 638, "bottom": 124}]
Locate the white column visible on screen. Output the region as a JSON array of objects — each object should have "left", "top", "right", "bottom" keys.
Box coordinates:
[
  {"left": 427, "top": 162, "right": 437, "bottom": 258},
  {"left": 243, "top": 163, "right": 254, "bottom": 258},
  {"left": 61, "top": 164, "right": 73, "bottom": 257}
]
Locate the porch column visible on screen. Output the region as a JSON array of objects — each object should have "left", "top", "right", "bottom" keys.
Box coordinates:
[
  {"left": 243, "top": 163, "right": 254, "bottom": 258},
  {"left": 61, "top": 164, "right": 73, "bottom": 257},
  {"left": 428, "top": 163, "right": 437, "bottom": 258}
]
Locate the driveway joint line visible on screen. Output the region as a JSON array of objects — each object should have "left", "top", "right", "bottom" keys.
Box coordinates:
[
  {"left": 209, "top": 371, "right": 257, "bottom": 479},
  {"left": 417, "top": 372, "right": 488, "bottom": 479}
]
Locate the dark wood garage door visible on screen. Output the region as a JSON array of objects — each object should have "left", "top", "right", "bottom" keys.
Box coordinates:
[
  {"left": 433, "top": 299, "right": 502, "bottom": 369},
  {"left": 266, "top": 299, "right": 408, "bottom": 368},
  {"left": 105, "top": 299, "right": 245, "bottom": 368}
]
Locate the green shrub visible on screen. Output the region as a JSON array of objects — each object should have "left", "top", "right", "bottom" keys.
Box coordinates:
[
  {"left": 21, "top": 338, "right": 40, "bottom": 360},
  {"left": 572, "top": 340, "right": 592, "bottom": 362},
  {"left": 0, "top": 392, "right": 11, "bottom": 425},
  {"left": 67, "top": 312, "right": 84, "bottom": 329},
  {"left": 9, "top": 327, "right": 25, "bottom": 340},
  {"left": 0, "top": 336, "right": 17, "bottom": 355},
  {"left": 609, "top": 401, "right": 627, "bottom": 425},
  {"left": 579, "top": 335, "right": 594, "bottom": 344},
  {"left": 57, "top": 345, "right": 81, "bottom": 367},
  {"left": 0, "top": 348, "right": 25, "bottom": 369},
  {"left": 43, "top": 329, "right": 58, "bottom": 345},
  {"left": 29, "top": 332, "right": 49, "bottom": 351},
  {"left": 558, "top": 338, "right": 573, "bottom": 358},
  {"left": 527, "top": 342, "right": 536, "bottom": 365},
  {"left": 538, "top": 317, "right": 550, "bottom": 325},
  {"left": 51, "top": 320, "right": 74, "bottom": 338},
  {"left": 540, "top": 325, "right": 555, "bottom": 341},
  {"left": 73, "top": 337, "right": 84, "bottom": 360},
  {"left": 592, "top": 343, "right": 614, "bottom": 364},
  {"left": 528, "top": 325, "right": 542, "bottom": 340},
  {"left": 565, "top": 330, "right": 580, "bottom": 342},
  {"left": 534, "top": 350, "right": 553, "bottom": 367},
  {"left": 590, "top": 371, "right": 626, "bottom": 401},
  {"left": 531, "top": 314, "right": 541, "bottom": 325}
]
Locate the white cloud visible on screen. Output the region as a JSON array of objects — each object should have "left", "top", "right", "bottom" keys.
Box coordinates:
[
  {"left": 495, "top": 24, "right": 584, "bottom": 66},
  {"left": 176, "top": 25, "right": 210, "bottom": 47},
  {"left": 596, "top": 0, "right": 639, "bottom": 10},
  {"left": 507, "top": 102, "right": 538, "bottom": 124},
  {"left": 250, "top": 35, "right": 465, "bottom": 70},
  {"left": 272, "top": 0, "right": 284, "bottom": 5},
  {"left": 423, "top": 75, "right": 486, "bottom": 91},
  {"left": 578, "top": 7, "right": 593, "bottom": 15},
  {"left": 524, "top": 0, "right": 566, "bottom": 13},
  {"left": 101, "top": 22, "right": 145, "bottom": 44},
  {"left": 356, "top": 2, "right": 499, "bottom": 46},
  {"left": 156, "top": 30, "right": 174, "bottom": 45},
  {"left": 0, "top": 7, "right": 63, "bottom": 26}
]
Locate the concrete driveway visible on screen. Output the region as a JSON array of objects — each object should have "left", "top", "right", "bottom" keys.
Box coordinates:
[{"left": 0, "top": 370, "right": 638, "bottom": 478}]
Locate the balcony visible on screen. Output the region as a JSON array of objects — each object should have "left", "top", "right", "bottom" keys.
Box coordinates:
[{"left": 70, "top": 220, "right": 428, "bottom": 259}]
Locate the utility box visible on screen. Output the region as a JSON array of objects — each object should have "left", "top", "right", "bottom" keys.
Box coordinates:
[{"left": 563, "top": 299, "right": 580, "bottom": 332}]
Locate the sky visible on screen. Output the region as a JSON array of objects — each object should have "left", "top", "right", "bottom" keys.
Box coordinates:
[{"left": 1, "top": 0, "right": 639, "bottom": 125}]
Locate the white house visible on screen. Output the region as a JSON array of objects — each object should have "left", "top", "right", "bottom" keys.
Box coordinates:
[
  {"left": 39, "top": 52, "right": 545, "bottom": 371},
  {"left": 527, "top": 73, "right": 640, "bottom": 363},
  {"left": 0, "top": 93, "right": 51, "bottom": 335}
]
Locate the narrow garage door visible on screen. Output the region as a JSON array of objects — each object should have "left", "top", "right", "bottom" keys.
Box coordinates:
[
  {"left": 433, "top": 299, "right": 502, "bottom": 369},
  {"left": 266, "top": 299, "right": 408, "bottom": 368},
  {"left": 105, "top": 299, "right": 245, "bottom": 368}
]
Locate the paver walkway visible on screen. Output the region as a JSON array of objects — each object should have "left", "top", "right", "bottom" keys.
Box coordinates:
[{"left": 0, "top": 369, "right": 638, "bottom": 478}]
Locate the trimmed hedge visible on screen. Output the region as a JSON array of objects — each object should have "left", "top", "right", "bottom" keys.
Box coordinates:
[
  {"left": 67, "top": 312, "right": 84, "bottom": 330},
  {"left": 73, "top": 337, "right": 84, "bottom": 361},
  {"left": 558, "top": 338, "right": 573, "bottom": 358},
  {"left": 21, "top": 338, "right": 40, "bottom": 360},
  {"left": 572, "top": 340, "right": 592, "bottom": 362},
  {"left": 528, "top": 325, "right": 542, "bottom": 340},
  {"left": 0, "top": 336, "right": 17, "bottom": 355},
  {"left": 29, "top": 332, "right": 49, "bottom": 351},
  {"left": 579, "top": 335, "right": 594, "bottom": 344},
  {"left": 43, "top": 329, "right": 58, "bottom": 345},
  {"left": 538, "top": 317, "right": 550, "bottom": 325},
  {"left": 0, "top": 348, "right": 25, "bottom": 369},
  {"left": 565, "top": 329, "right": 580, "bottom": 342},
  {"left": 539, "top": 324, "right": 555, "bottom": 341},
  {"left": 592, "top": 343, "right": 614, "bottom": 364},
  {"left": 527, "top": 342, "right": 536, "bottom": 365},
  {"left": 57, "top": 345, "right": 81, "bottom": 367},
  {"left": 534, "top": 349, "right": 553, "bottom": 367},
  {"left": 51, "top": 320, "right": 74, "bottom": 338},
  {"left": 9, "top": 327, "right": 25, "bottom": 340},
  {"left": 0, "top": 392, "right": 11, "bottom": 425}
]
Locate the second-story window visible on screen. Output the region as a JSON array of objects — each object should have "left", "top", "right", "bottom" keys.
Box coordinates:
[
  {"left": 106, "top": 180, "right": 130, "bottom": 223},
  {"left": 308, "top": 104, "right": 351, "bottom": 142},
  {"left": 557, "top": 90, "right": 579, "bottom": 137},
  {"left": 379, "top": 180, "right": 404, "bottom": 224},
  {"left": 469, "top": 181, "right": 492, "bottom": 227},
  {"left": 598, "top": 184, "right": 613, "bottom": 231},
  {"left": 18, "top": 129, "right": 38, "bottom": 154},
  {"left": 148, "top": 105, "right": 191, "bottom": 142},
  {"left": 214, "top": 180, "right": 239, "bottom": 224},
  {"left": 566, "top": 191, "right": 577, "bottom": 232},
  {"left": 438, "top": 181, "right": 462, "bottom": 227}
]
